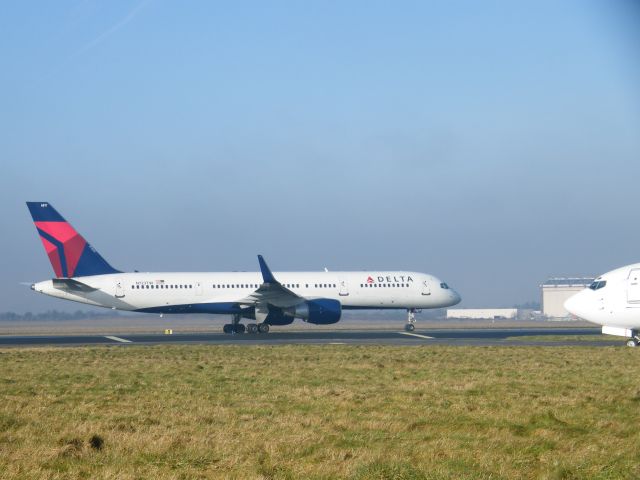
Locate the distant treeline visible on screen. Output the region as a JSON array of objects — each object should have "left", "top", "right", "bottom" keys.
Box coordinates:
[{"left": 0, "top": 310, "right": 121, "bottom": 321}]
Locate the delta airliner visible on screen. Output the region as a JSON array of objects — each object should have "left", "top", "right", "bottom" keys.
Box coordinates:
[{"left": 27, "top": 202, "right": 461, "bottom": 333}]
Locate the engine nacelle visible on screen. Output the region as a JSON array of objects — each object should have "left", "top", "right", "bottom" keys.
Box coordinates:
[
  {"left": 285, "top": 298, "right": 342, "bottom": 324},
  {"left": 265, "top": 309, "right": 295, "bottom": 325},
  {"left": 241, "top": 306, "right": 294, "bottom": 325}
]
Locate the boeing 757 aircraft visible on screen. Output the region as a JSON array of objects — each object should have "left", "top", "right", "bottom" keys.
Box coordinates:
[
  {"left": 564, "top": 262, "right": 640, "bottom": 347},
  {"left": 27, "top": 202, "right": 461, "bottom": 333}
]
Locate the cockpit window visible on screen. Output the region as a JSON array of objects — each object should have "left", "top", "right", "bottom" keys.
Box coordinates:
[
  {"left": 589, "top": 281, "right": 607, "bottom": 291},
  {"left": 440, "top": 282, "right": 449, "bottom": 289}
]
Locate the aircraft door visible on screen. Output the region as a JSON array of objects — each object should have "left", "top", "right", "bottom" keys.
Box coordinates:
[
  {"left": 628, "top": 269, "right": 640, "bottom": 303},
  {"left": 115, "top": 280, "right": 125, "bottom": 298},
  {"left": 421, "top": 280, "right": 431, "bottom": 296},
  {"left": 195, "top": 281, "right": 203, "bottom": 296},
  {"left": 338, "top": 278, "right": 349, "bottom": 296}
]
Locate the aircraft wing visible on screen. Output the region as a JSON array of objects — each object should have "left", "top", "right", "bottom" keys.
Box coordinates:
[{"left": 236, "top": 255, "right": 305, "bottom": 308}]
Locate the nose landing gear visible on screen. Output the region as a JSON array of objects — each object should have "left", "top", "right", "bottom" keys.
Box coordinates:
[{"left": 405, "top": 308, "right": 417, "bottom": 332}]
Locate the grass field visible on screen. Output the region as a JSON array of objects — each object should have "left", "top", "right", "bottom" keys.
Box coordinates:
[
  {"left": 504, "top": 335, "right": 617, "bottom": 343},
  {"left": 1, "top": 345, "right": 639, "bottom": 479}
]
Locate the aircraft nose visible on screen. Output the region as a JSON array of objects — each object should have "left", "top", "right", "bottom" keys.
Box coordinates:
[
  {"left": 564, "top": 291, "right": 584, "bottom": 318},
  {"left": 449, "top": 290, "right": 461, "bottom": 306}
]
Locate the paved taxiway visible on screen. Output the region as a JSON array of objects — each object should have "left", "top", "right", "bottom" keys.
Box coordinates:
[{"left": 0, "top": 327, "right": 619, "bottom": 347}]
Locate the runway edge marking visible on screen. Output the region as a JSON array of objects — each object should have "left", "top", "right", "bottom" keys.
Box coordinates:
[
  {"left": 398, "top": 332, "right": 434, "bottom": 340},
  {"left": 104, "top": 335, "right": 132, "bottom": 343}
]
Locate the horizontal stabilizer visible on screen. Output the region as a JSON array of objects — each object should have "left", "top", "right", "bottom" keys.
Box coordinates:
[{"left": 52, "top": 278, "right": 98, "bottom": 292}]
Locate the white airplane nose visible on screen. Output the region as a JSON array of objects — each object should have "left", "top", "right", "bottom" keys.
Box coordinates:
[
  {"left": 445, "top": 290, "right": 461, "bottom": 307},
  {"left": 452, "top": 290, "right": 461, "bottom": 306},
  {"left": 564, "top": 292, "right": 583, "bottom": 318}
]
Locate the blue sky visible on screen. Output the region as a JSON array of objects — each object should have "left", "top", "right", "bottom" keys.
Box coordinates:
[{"left": 1, "top": 1, "right": 639, "bottom": 312}]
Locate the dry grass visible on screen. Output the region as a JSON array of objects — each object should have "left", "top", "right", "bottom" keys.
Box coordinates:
[
  {"left": 1, "top": 345, "right": 639, "bottom": 479},
  {"left": 505, "top": 335, "right": 616, "bottom": 343}
]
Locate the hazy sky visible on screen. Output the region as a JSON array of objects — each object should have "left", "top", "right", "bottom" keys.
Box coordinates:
[{"left": 1, "top": 1, "right": 639, "bottom": 313}]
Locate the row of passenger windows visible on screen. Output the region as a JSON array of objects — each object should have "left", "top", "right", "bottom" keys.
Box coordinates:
[
  {"left": 212, "top": 283, "right": 337, "bottom": 289},
  {"left": 132, "top": 284, "right": 192, "bottom": 289},
  {"left": 130, "top": 282, "right": 415, "bottom": 290},
  {"left": 130, "top": 283, "right": 343, "bottom": 291}
]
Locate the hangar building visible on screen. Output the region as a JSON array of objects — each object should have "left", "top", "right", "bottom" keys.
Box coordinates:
[
  {"left": 446, "top": 308, "right": 518, "bottom": 320},
  {"left": 540, "top": 277, "right": 593, "bottom": 318}
]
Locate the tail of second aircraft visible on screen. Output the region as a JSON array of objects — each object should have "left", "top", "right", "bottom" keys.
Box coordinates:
[{"left": 27, "top": 202, "right": 120, "bottom": 278}]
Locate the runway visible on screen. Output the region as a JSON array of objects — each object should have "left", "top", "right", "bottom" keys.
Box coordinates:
[{"left": 0, "top": 327, "right": 618, "bottom": 347}]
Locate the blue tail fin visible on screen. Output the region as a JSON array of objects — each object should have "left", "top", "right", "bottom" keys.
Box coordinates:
[{"left": 27, "top": 202, "right": 121, "bottom": 277}]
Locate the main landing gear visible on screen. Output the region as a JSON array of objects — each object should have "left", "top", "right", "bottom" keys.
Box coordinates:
[
  {"left": 626, "top": 331, "right": 640, "bottom": 347},
  {"left": 405, "top": 308, "right": 417, "bottom": 332},
  {"left": 223, "top": 314, "right": 270, "bottom": 334}
]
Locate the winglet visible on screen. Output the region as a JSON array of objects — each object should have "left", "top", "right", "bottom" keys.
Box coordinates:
[{"left": 258, "top": 255, "right": 278, "bottom": 284}]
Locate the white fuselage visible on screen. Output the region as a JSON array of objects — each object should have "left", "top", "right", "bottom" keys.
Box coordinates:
[
  {"left": 564, "top": 263, "right": 640, "bottom": 332},
  {"left": 33, "top": 270, "right": 461, "bottom": 315}
]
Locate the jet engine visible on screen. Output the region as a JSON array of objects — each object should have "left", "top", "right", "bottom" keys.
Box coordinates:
[{"left": 284, "top": 298, "right": 342, "bottom": 324}]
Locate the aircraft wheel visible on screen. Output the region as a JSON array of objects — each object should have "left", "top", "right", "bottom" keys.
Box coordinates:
[
  {"left": 234, "top": 323, "right": 246, "bottom": 334},
  {"left": 223, "top": 324, "right": 234, "bottom": 334},
  {"left": 246, "top": 323, "right": 258, "bottom": 334},
  {"left": 626, "top": 339, "right": 638, "bottom": 348},
  {"left": 404, "top": 323, "right": 415, "bottom": 332},
  {"left": 258, "top": 323, "right": 270, "bottom": 334}
]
